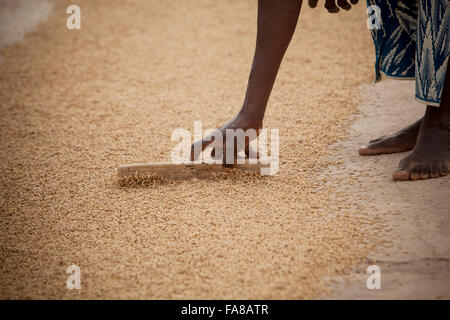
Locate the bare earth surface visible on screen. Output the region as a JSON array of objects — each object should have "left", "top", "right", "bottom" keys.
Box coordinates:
[
  {"left": 327, "top": 81, "right": 450, "bottom": 299},
  {"left": 0, "top": 0, "right": 448, "bottom": 299}
]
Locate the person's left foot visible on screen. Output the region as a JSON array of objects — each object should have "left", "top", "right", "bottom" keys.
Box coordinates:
[
  {"left": 393, "top": 106, "right": 449, "bottom": 181},
  {"left": 359, "top": 118, "right": 422, "bottom": 156}
]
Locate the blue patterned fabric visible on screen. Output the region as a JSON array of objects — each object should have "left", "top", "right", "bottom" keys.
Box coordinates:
[{"left": 367, "top": 0, "right": 450, "bottom": 106}]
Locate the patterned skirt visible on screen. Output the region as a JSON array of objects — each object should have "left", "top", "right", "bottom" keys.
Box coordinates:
[{"left": 367, "top": 0, "right": 449, "bottom": 106}]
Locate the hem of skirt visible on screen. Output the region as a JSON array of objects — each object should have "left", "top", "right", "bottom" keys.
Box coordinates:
[
  {"left": 379, "top": 70, "right": 415, "bottom": 81},
  {"left": 415, "top": 96, "right": 441, "bottom": 107}
]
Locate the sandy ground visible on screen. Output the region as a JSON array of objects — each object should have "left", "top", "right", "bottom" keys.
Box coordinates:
[
  {"left": 327, "top": 81, "right": 450, "bottom": 299},
  {"left": 0, "top": 0, "right": 448, "bottom": 299}
]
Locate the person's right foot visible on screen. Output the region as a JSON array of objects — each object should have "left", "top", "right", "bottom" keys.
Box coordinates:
[{"left": 358, "top": 118, "right": 422, "bottom": 156}]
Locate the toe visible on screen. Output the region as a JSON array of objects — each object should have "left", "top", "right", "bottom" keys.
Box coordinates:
[
  {"left": 439, "top": 162, "right": 448, "bottom": 177},
  {"left": 358, "top": 145, "right": 374, "bottom": 156},
  {"left": 410, "top": 165, "right": 421, "bottom": 180},
  {"left": 393, "top": 159, "right": 410, "bottom": 181},
  {"left": 419, "top": 165, "right": 431, "bottom": 180},
  {"left": 358, "top": 141, "right": 384, "bottom": 155},
  {"left": 393, "top": 171, "right": 410, "bottom": 181},
  {"left": 430, "top": 163, "right": 439, "bottom": 178}
]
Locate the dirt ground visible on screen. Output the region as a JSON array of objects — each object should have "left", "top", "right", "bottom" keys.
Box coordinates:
[
  {"left": 326, "top": 81, "right": 450, "bottom": 299},
  {"left": 0, "top": 0, "right": 448, "bottom": 299}
]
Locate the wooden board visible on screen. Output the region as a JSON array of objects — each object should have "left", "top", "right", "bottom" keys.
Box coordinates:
[{"left": 117, "top": 161, "right": 265, "bottom": 179}]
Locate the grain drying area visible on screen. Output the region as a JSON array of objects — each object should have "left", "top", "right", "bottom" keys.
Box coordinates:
[{"left": 1, "top": 0, "right": 449, "bottom": 299}]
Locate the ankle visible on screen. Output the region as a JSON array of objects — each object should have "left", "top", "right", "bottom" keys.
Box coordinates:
[{"left": 425, "top": 105, "right": 450, "bottom": 127}]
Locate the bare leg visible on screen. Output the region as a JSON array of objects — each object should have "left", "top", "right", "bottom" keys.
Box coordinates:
[
  {"left": 191, "top": 0, "right": 303, "bottom": 161},
  {"left": 393, "top": 62, "right": 450, "bottom": 181}
]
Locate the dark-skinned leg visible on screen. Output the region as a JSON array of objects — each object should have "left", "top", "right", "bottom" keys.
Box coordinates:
[
  {"left": 393, "top": 61, "right": 450, "bottom": 181},
  {"left": 191, "top": 0, "right": 303, "bottom": 161}
]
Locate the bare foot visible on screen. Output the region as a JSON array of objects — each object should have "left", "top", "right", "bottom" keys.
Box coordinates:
[
  {"left": 393, "top": 56, "right": 450, "bottom": 181},
  {"left": 359, "top": 118, "right": 422, "bottom": 156},
  {"left": 393, "top": 107, "right": 449, "bottom": 181}
]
